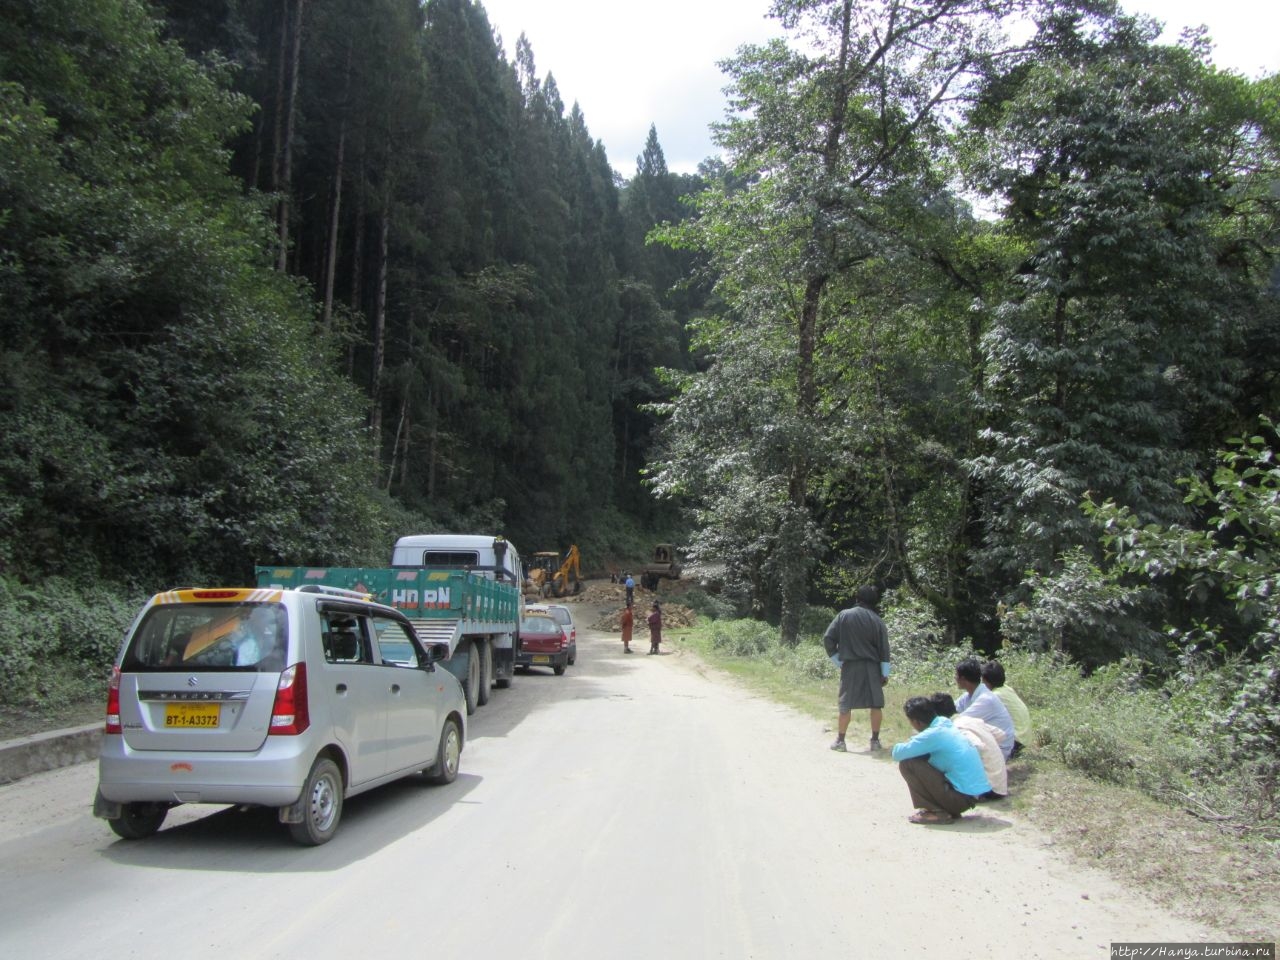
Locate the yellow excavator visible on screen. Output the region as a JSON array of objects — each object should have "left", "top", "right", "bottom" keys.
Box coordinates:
[{"left": 525, "top": 545, "right": 583, "bottom": 598}]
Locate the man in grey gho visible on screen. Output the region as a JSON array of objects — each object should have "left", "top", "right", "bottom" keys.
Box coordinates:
[{"left": 823, "top": 585, "right": 891, "bottom": 752}]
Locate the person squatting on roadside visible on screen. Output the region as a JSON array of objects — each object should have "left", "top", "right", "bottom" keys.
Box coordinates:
[
  {"left": 954, "top": 658, "right": 1016, "bottom": 759},
  {"left": 823, "top": 585, "right": 891, "bottom": 752},
  {"left": 620, "top": 602, "right": 634, "bottom": 654},
  {"left": 890, "top": 696, "right": 991, "bottom": 824},
  {"left": 646, "top": 601, "right": 662, "bottom": 654},
  {"left": 981, "top": 660, "right": 1032, "bottom": 757},
  {"left": 929, "top": 692, "right": 1008, "bottom": 801}
]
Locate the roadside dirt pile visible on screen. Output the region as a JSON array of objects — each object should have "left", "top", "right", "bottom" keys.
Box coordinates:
[{"left": 538, "top": 579, "right": 698, "bottom": 630}]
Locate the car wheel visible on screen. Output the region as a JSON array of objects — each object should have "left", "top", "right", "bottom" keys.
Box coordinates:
[
  {"left": 463, "top": 641, "right": 479, "bottom": 715},
  {"left": 427, "top": 718, "right": 462, "bottom": 785},
  {"left": 108, "top": 801, "right": 168, "bottom": 840},
  {"left": 476, "top": 640, "right": 492, "bottom": 706},
  {"left": 553, "top": 664, "right": 566, "bottom": 676},
  {"left": 288, "top": 757, "right": 343, "bottom": 846}
]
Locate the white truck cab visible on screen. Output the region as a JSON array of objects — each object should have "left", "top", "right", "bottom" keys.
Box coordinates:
[{"left": 391, "top": 534, "right": 522, "bottom": 588}]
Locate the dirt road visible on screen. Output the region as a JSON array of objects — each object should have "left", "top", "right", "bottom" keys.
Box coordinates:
[{"left": 0, "top": 607, "right": 1221, "bottom": 958}]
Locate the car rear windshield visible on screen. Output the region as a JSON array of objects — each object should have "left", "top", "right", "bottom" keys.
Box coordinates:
[
  {"left": 122, "top": 602, "right": 288, "bottom": 672},
  {"left": 520, "top": 617, "right": 559, "bottom": 636}
]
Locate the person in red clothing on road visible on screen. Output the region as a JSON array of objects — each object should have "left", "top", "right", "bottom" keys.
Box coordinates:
[
  {"left": 620, "top": 602, "right": 634, "bottom": 654},
  {"left": 646, "top": 601, "right": 663, "bottom": 655}
]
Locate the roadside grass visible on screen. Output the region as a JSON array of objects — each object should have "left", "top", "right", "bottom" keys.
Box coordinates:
[
  {"left": 666, "top": 612, "right": 1280, "bottom": 943},
  {"left": 0, "top": 697, "right": 103, "bottom": 742}
]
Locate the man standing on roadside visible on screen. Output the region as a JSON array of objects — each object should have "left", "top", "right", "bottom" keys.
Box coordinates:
[
  {"left": 624, "top": 573, "right": 635, "bottom": 607},
  {"left": 823, "top": 585, "right": 891, "bottom": 752}
]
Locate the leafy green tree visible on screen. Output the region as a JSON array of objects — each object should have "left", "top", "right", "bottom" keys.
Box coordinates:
[
  {"left": 0, "top": 0, "right": 385, "bottom": 583},
  {"left": 1083, "top": 421, "right": 1280, "bottom": 775},
  {"left": 965, "top": 15, "right": 1280, "bottom": 597},
  {"left": 653, "top": 0, "right": 1042, "bottom": 643}
]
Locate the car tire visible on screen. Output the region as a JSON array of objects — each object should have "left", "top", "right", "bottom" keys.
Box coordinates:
[
  {"left": 476, "top": 640, "right": 492, "bottom": 706},
  {"left": 553, "top": 664, "right": 566, "bottom": 676},
  {"left": 288, "top": 757, "right": 343, "bottom": 846},
  {"left": 107, "top": 801, "right": 168, "bottom": 840},
  {"left": 427, "top": 717, "right": 462, "bottom": 785}
]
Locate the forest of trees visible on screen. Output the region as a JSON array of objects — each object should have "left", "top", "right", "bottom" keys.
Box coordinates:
[
  {"left": 1, "top": 0, "right": 706, "bottom": 589},
  {"left": 2, "top": 0, "right": 1278, "bottom": 731}
]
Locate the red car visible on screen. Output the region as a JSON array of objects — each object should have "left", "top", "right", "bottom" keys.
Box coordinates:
[{"left": 515, "top": 612, "right": 570, "bottom": 676}]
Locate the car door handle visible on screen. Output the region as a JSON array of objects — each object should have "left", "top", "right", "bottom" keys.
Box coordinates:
[{"left": 335, "top": 683, "right": 347, "bottom": 695}]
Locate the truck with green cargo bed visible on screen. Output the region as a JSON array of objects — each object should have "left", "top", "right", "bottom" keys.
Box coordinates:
[{"left": 256, "top": 535, "right": 523, "bottom": 715}]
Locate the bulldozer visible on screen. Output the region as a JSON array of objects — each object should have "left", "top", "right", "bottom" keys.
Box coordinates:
[
  {"left": 640, "top": 543, "right": 682, "bottom": 590},
  {"left": 525, "top": 545, "right": 583, "bottom": 598}
]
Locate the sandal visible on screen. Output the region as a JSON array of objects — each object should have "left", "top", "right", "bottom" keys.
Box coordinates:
[{"left": 908, "top": 810, "right": 955, "bottom": 825}]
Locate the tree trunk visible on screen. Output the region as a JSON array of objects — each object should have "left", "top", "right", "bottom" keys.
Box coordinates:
[
  {"left": 386, "top": 388, "right": 408, "bottom": 491},
  {"left": 347, "top": 155, "right": 366, "bottom": 378},
  {"left": 270, "top": 0, "right": 288, "bottom": 195},
  {"left": 276, "top": 0, "right": 306, "bottom": 272},
  {"left": 427, "top": 384, "right": 437, "bottom": 501},
  {"left": 777, "top": 1, "right": 855, "bottom": 647},
  {"left": 322, "top": 41, "right": 353, "bottom": 331},
  {"left": 369, "top": 198, "right": 390, "bottom": 441}
]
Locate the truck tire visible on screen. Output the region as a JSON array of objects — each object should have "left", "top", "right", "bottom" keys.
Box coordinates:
[
  {"left": 463, "top": 641, "right": 479, "bottom": 715},
  {"left": 107, "top": 801, "right": 168, "bottom": 840},
  {"left": 476, "top": 639, "right": 492, "bottom": 706},
  {"left": 288, "top": 757, "right": 343, "bottom": 846},
  {"left": 426, "top": 717, "right": 462, "bottom": 785}
]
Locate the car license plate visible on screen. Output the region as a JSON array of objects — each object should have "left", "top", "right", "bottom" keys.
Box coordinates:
[
  {"left": 165, "top": 703, "right": 220, "bottom": 728},
  {"left": 531, "top": 655, "right": 551, "bottom": 664}
]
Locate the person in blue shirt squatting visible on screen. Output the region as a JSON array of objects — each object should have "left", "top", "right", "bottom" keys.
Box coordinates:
[
  {"left": 890, "top": 696, "right": 992, "bottom": 824},
  {"left": 823, "top": 585, "right": 891, "bottom": 752}
]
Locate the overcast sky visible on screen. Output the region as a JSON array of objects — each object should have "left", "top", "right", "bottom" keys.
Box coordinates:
[{"left": 478, "top": 0, "right": 1280, "bottom": 178}]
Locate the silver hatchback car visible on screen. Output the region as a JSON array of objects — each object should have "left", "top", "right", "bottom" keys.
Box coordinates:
[{"left": 95, "top": 586, "right": 466, "bottom": 845}]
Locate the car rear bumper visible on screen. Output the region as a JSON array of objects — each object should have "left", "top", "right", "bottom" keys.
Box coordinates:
[
  {"left": 515, "top": 651, "right": 569, "bottom": 669},
  {"left": 96, "top": 734, "right": 316, "bottom": 808}
]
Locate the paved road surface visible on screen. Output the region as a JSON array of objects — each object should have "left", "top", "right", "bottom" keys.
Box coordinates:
[{"left": 0, "top": 617, "right": 1220, "bottom": 959}]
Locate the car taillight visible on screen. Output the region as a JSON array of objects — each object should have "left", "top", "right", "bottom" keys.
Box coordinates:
[
  {"left": 268, "top": 662, "right": 310, "bottom": 736},
  {"left": 105, "top": 666, "right": 121, "bottom": 735},
  {"left": 560, "top": 631, "right": 568, "bottom": 651}
]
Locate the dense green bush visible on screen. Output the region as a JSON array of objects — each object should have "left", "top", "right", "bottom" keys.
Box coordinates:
[
  {"left": 708, "top": 619, "right": 776, "bottom": 657},
  {"left": 677, "top": 586, "right": 738, "bottom": 622},
  {"left": 0, "top": 576, "right": 141, "bottom": 709}
]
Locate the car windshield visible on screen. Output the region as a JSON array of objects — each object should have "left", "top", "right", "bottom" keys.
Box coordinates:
[
  {"left": 122, "top": 603, "right": 288, "bottom": 672},
  {"left": 521, "top": 616, "right": 559, "bottom": 635}
]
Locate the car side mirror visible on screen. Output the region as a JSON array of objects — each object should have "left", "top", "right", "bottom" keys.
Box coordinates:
[{"left": 422, "top": 643, "right": 448, "bottom": 667}]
